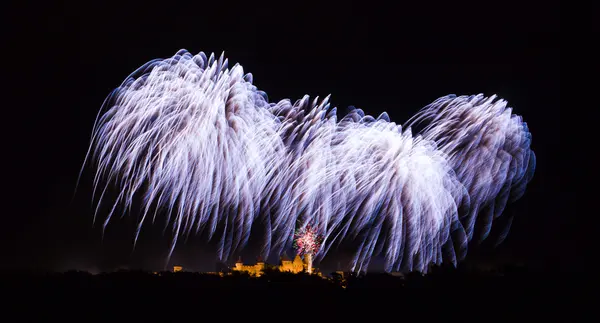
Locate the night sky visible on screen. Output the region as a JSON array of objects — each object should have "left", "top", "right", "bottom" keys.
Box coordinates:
[{"left": 4, "top": 1, "right": 570, "bottom": 273}]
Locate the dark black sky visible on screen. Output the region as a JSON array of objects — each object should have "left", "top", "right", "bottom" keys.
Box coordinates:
[{"left": 4, "top": 0, "right": 570, "bottom": 273}]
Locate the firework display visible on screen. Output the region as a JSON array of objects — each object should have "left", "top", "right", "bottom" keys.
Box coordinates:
[
  {"left": 293, "top": 225, "right": 324, "bottom": 256},
  {"left": 84, "top": 49, "right": 535, "bottom": 272}
]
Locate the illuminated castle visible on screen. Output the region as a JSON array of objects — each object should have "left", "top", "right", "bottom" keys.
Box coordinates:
[
  {"left": 279, "top": 254, "right": 309, "bottom": 273},
  {"left": 232, "top": 254, "right": 319, "bottom": 277},
  {"left": 233, "top": 256, "right": 266, "bottom": 276}
]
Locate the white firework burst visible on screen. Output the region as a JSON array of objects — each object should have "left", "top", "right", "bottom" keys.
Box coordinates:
[{"left": 83, "top": 49, "right": 535, "bottom": 273}]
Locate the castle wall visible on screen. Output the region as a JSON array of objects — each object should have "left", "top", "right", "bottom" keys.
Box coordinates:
[
  {"left": 233, "top": 263, "right": 266, "bottom": 276},
  {"left": 234, "top": 258, "right": 319, "bottom": 276}
]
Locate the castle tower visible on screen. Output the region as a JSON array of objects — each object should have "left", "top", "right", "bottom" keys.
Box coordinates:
[
  {"left": 280, "top": 253, "right": 292, "bottom": 272},
  {"left": 235, "top": 256, "right": 243, "bottom": 271},
  {"left": 293, "top": 255, "right": 304, "bottom": 273},
  {"left": 304, "top": 253, "right": 313, "bottom": 274},
  {"left": 255, "top": 256, "right": 265, "bottom": 272}
]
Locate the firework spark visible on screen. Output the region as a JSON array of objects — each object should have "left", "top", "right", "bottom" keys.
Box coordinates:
[{"left": 83, "top": 49, "right": 535, "bottom": 273}]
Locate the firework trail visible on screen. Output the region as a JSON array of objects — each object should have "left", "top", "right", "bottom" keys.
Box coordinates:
[{"left": 83, "top": 49, "right": 535, "bottom": 273}]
